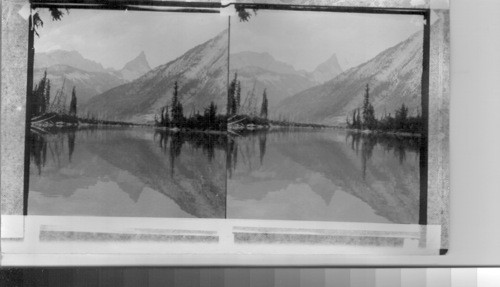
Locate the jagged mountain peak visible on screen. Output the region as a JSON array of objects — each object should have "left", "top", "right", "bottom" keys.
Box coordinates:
[
  {"left": 318, "top": 53, "right": 341, "bottom": 70},
  {"left": 128, "top": 51, "right": 148, "bottom": 65},
  {"left": 310, "top": 53, "right": 343, "bottom": 83},
  {"left": 119, "top": 51, "right": 152, "bottom": 81}
]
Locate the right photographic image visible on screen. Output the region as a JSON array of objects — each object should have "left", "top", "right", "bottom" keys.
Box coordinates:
[{"left": 226, "top": 8, "right": 431, "bottom": 226}]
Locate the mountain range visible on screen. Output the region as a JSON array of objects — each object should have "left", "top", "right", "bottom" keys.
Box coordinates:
[
  {"left": 274, "top": 21, "right": 436, "bottom": 125},
  {"left": 230, "top": 51, "right": 343, "bottom": 108},
  {"left": 83, "top": 29, "right": 229, "bottom": 123},
  {"left": 229, "top": 132, "right": 420, "bottom": 224},
  {"left": 29, "top": 129, "right": 226, "bottom": 218},
  {"left": 82, "top": 34, "right": 342, "bottom": 122},
  {"left": 38, "top": 19, "right": 435, "bottom": 126},
  {"left": 34, "top": 49, "right": 151, "bottom": 105}
]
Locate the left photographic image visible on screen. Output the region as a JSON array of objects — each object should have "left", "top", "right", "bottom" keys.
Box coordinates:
[{"left": 27, "top": 8, "right": 230, "bottom": 218}]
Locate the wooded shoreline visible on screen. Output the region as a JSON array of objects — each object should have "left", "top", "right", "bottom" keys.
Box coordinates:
[{"left": 31, "top": 113, "right": 422, "bottom": 139}]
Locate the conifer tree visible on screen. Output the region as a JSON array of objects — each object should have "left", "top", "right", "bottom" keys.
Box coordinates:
[
  {"left": 395, "top": 103, "right": 409, "bottom": 131},
  {"left": 362, "top": 84, "right": 370, "bottom": 127},
  {"left": 44, "top": 79, "right": 51, "bottom": 114},
  {"left": 69, "top": 86, "right": 77, "bottom": 116},
  {"left": 235, "top": 81, "right": 241, "bottom": 114},
  {"left": 160, "top": 107, "right": 165, "bottom": 125},
  {"left": 205, "top": 101, "right": 217, "bottom": 125},
  {"left": 32, "top": 70, "right": 48, "bottom": 117},
  {"left": 362, "top": 84, "right": 376, "bottom": 130},
  {"left": 227, "top": 73, "right": 237, "bottom": 115},
  {"left": 356, "top": 108, "right": 362, "bottom": 129},
  {"left": 260, "top": 89, "right": 268, "bottom": 119},
  {"left": 350, "top": 110, "right": 354, "bottom": 128},
  {"left": 164, "top": 105, "right": 170, "bottom": 127},
  {"left": 171, "top": 81, "right": 184, "bottom": 127},
  {"left": 171, "top": 82, "right": 179, "bottom": 110}
]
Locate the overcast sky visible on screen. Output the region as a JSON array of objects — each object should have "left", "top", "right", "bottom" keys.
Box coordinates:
[
  {"left": 230, "top": 10, "right": 425, "bottom": 71},
  {"left": 35, "top": 8, "right": 425, "bottom": 71},
  {"left": 34, "top": 9, "right": 228, "bottom": 69}
]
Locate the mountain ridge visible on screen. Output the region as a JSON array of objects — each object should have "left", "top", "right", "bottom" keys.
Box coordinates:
[
  {"left": 34, "top": 50, "right": 152, "bottom": 106},
  {"left": 35, "top": 50, "right": 106, "bottom": 73},
  {"left": 83, "top": 29, "right": 229, "bottom": 123},
  {"left": 33, "top": 64, "right": 127, "bottom": 106},
  {"left": 274, "top": 23, "right": 431, "bottom": 125},
  {"left": 229, "top": 51, "right": 344, "bottom": 108}
]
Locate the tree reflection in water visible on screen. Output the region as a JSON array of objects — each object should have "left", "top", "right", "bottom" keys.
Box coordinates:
[
  {"left": 29, "top": 128, "right": 78, "bottom": 175},
  {"left": 29, "top": 128, "right": 228, "bottom": 218},
  {"left": 29, "top": 132, "right": 47, "bottom": 175},
  {"left": 227, "top": 129, "right": 422, "bottom": 224},
  {"left": 30, "top": 128, "right": 229, "bottom": 178},
  {"left": 30, "top": 128, "right": 421, "bottom": 183},
  {"left": 27, "top": 127, "right": 424, "bottom": 221},
  {"left": 227, "top": 137, "right": 237, "bottom": 179},
  {"left": 258, "top": 132, "right": 267, "bottom": 166},
  {"left": 67, "top": 131, "right": 76, "bottom": 162},
  {"left": 346, "top": 131, "right": 421, "bottom": 179},
  {"left": 154, "top": 130, "right": 228, "bottom": 177},
  {"left": 226, "top": 129, "right": 421, "bottom": 181},
  {"left": 226, "top": 130, "right": 270, "bottom": 179}
]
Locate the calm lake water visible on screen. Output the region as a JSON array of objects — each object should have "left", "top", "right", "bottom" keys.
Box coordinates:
[{"left": 28, "top": 127, "right": 422, "bottom": 224}]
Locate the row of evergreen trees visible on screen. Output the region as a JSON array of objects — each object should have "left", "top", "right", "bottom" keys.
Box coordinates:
[
  {"left": 155, "top": 81, "right": 226, "bottom": 131},
  {"left": 346, "top": 84, "right": 422, "bottom": 134},
  {"left": 156, "top": 74, "right": 270, "bottom": 131},
  {"left": 31, "top": 70, "right": 77, "bottom": 118},
  {"left": 226, "top": 73, "right": 269, "bottom": 120}
]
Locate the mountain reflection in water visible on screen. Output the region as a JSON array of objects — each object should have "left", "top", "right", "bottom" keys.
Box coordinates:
[
  {"left": 227, "top": 129, "right": 421, "bottom": 224},
  {"left": 28, "top": 127, "right": 423, "bottom": 224},
  {"left": 28, "top": 127, "right": 226, "bottom": 218}
]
